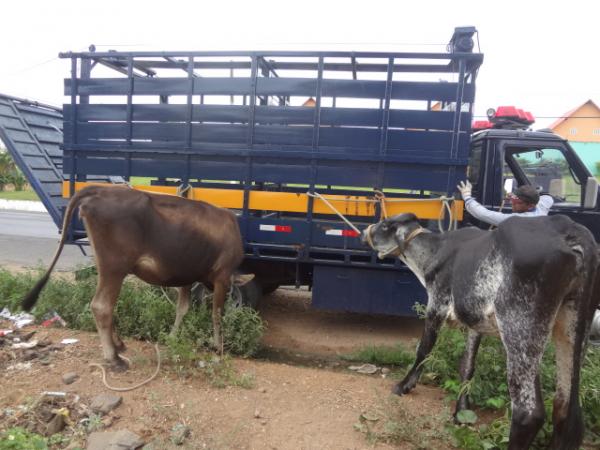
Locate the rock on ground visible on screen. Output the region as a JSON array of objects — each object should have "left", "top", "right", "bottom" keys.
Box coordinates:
[
  {"left": 87, "top": 429, "right": 144, "bottom": 450},
  {"left": 62, "top": 372, "right": 78, "bottom": 384},
  {"left": 90, "top": 394, "right": 122, "bottom": 415}
]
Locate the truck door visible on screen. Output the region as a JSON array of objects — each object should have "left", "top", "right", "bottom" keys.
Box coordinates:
[{"left": 499, "top": 141, "right": 600, "bottom": 241}]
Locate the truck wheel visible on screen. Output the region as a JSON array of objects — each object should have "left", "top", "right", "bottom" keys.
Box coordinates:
[
  {"left": 261, "top": 283, "right": 280, "bottom": 295},
  {"left": 190, "top": 280, "right": 262, "bottom": 309},
  {"left": 230, "top": 278, "right": 262, "bottom": 309}
]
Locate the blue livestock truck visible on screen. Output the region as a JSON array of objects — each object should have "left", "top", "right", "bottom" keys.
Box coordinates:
[{"left": 1, "top": 26, "right": 599, "bottom": 314}]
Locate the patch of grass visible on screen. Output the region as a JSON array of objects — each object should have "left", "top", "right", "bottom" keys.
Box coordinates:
[
  {"left": 0, "top": 427, "right": 49, "bottom": 450},
  {"left": 346, "top": 320, "right": 600, "bottom": 449},
  {"left": 0, "top": 268, "right": 265, "bottom": 359},
  {"left": 200, "top": 355, "right": 256, "bottom": 389},
  {"left": 0, "top": 189, "right": 39, "bottom": 201},
  {"left": 341, "top": 343, "right": 414, "bottom": 368},
  {"left": 128, "top": 176, "right": 152, "bottom": 186},
  {"left": 354, "top": 394, "right": 452, "bottom": 449}
]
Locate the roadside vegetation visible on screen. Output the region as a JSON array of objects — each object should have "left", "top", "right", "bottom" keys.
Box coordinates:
[
  {"left": 0, "top": 267, "right": 265, "bottom": 362},
  {"left": 2, "top": 266, "right": 599, "bottom": 449},
  {"left": 0, "top": 268, "right": 265, "bottom": 449},
  {"left": 345, "top": 308, "right": 600, "bottom": 449},
  {"left": 0, "top": 150, "right": 28, "bottom": 194}
]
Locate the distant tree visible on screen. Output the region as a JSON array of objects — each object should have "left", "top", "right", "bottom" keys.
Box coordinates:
[{"left": 0, "top": 149, "right": 27, "bottom": 191}]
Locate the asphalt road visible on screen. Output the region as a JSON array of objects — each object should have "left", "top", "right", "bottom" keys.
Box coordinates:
[{"left": 0, "top": 209, "right": 93, "bottom": 270}]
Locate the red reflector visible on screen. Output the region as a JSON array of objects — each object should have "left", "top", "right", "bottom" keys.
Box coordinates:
[
  {"left": 342, "top": 230, "right": 360, "bottom": 237},
  {"left": 259, "top": 224, "right": 293, "bottom": 233}
]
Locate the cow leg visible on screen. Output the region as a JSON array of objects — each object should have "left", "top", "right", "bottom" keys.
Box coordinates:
[
  {"left": 170, "top": 285, "right": 192, "bottom": 336},
  {"left": 90, "top": 273, "right": 128, "bottom": 372},
  {"left": 211, "top": 279, "right": 229, "bottom": 351},
  {"left": 454, "top": 329, "right": 482, "bottom": 419},
  {"left": 549, "top": 302, "right": 584, "bottom": 450},
  {"left": 112, "top": 329, "right": 126, "bottom": 354},
  {"left": 500, "top": 323, "right": 548, "bottom": 450},
  {"left": 393, "top": 300, "right": 448, "bottom": 395}
]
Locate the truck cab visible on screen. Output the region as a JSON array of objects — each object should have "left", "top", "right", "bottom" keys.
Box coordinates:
[{"left": 466, "top": 111, "right": 600, "bottom": 240}]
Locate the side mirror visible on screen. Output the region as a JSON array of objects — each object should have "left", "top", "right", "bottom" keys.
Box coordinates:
[
  {"left": 584, "top": 177, "right": 598, "bottom": 209},
  {"left": 503, "top": 178, "right": 514, "bottom": 196}
]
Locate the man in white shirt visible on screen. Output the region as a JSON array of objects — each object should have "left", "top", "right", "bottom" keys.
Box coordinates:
[
  {"left": 457, "top": 181, "right": 554, "bottom": 227},
  {"left": 457, "top": 181, "right": 600, "bottom": 344}
]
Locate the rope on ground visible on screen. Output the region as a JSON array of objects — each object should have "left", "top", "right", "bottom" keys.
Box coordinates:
[{"left": 89, "top": 343, "right": 161, "bottom": 392}]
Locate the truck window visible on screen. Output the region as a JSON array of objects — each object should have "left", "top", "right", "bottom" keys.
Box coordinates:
[
  {"left": 467, "top": 143, "right": 482, "bottom": 185},
  {"left": 505, "top": 147, "right": 582, "bottom": 204}
]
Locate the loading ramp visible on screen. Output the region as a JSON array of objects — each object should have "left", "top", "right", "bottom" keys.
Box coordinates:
[{"left": 0, "top": 93, "right": 122, "bottom": 236}]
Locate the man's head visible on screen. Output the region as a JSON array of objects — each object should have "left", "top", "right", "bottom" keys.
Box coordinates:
[{"left": 510, "top": 185, "right": 539, "bottom": 212}]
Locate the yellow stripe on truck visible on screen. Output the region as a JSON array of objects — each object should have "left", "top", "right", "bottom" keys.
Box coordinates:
[{"left": 62, "top": 181, "right": 463, "bottom": 221}]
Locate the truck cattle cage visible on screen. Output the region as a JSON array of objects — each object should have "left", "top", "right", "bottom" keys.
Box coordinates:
[{"left": 2, "top": 27, "right": 485, "bottom": 314}]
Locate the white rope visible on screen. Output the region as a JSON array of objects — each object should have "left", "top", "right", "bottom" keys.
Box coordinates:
[
  {"left": 306, "top": 191, "right": 361, "bottom": 233},
  {"left": 89, "top": 343, "right": 161, "bottom": 392},
  {"left": 437, "top": 196, "right": 458, "bottom": 233},
  {"left": 307, "top": 191, "right": 460, "bottom": 234}
]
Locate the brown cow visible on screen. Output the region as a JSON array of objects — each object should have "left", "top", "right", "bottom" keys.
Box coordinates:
[{"left": 22, "top": 185, "right": 248, "bottom": 371}]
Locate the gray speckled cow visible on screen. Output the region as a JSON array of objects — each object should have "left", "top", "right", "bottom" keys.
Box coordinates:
[{"left": 363, "top": 213, "right": 599, "bottom": 450}]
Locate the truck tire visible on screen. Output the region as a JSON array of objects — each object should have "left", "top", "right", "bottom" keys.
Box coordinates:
[
  {"left": 230, "top": 278, "right": 262, "bottom": 309},
  {"left": 190, "top": 279, "right": 262, "bottom": 310},
  {"left": 261, "top": 283, "right": 280, "bottom": 295}
]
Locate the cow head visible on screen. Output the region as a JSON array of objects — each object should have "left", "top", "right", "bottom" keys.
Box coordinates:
[{"left": 361, "top": 213, "right": 423, "bottom": 259}]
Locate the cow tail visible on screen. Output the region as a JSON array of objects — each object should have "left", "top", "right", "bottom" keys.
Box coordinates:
[{"left": 21, "top": 189, "right": 89, "bottom": 311}]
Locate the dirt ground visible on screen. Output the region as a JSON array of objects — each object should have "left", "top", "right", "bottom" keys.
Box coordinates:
[{"left": 0, "top": 287, "right": 457, "bottom": 450}]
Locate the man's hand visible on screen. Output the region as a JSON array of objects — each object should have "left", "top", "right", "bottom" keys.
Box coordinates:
[{"left": 457, "top": 180, "right": 472, "bottom": 199}]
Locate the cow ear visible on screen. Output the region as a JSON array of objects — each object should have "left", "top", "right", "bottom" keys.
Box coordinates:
[{"left": 232, "top": 273, "right": 255, "bottom": 286}]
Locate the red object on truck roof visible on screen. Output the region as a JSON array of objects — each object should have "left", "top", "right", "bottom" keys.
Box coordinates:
[
  {"left": 476, "top": 105, "right": 535, "bottom": 130},
  {"left": 472, "top": 120, "right": 493, "bottom": 130},
  {"left": 495, "top": 106, "right": 518, "bottom": 118},
  {"left": 494, "top": 106, "right": 535, "bottom": 124}
]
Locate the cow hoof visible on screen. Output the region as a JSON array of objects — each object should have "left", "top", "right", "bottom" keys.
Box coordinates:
[
  {"left": 109, "top": 357, "right": 129, "bottom": 373},
  {"left": 392, "top": 383, "right": 412, "bottom": 396}
]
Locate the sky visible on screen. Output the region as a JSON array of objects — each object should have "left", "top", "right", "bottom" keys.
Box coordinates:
[{"left": 1, "top": 0, "right": 598, "bottom": 128}]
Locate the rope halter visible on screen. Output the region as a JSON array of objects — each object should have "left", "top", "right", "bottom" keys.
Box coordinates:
[{"left": 365, "top": 222, "right": 426, "bottom": 258}]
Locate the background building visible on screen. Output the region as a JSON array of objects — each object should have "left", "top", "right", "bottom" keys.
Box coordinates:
[{"left": 549, "top": 100, "right": 600, "bottom": 175}]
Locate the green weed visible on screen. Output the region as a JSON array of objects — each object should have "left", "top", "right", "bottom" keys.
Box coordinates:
[
  {"left": 347, "top": 319, "right": 600, "bottom": 449},
  {"left": 341, "top": 343, "right": 414, "bottom": 368},
  {"left": 0, "top": 427, "right": 49, "bottom": 450},
  {"left": 354, "top": 394, "right": 452, "bottom": 449},
  {"left": 0, "top": 268, "right": 265, "bottom": 358}
]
